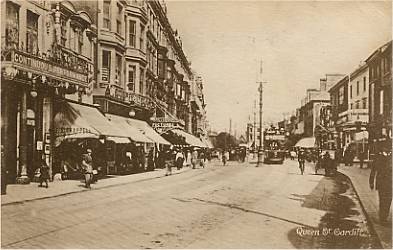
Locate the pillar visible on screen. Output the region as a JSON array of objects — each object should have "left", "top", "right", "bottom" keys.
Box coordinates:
[{"left": 16, "top": 90, "right": 30, "bottom": 184}]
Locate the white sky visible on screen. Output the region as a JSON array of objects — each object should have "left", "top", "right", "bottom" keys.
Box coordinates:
[{"left": 165, "top": 0, "right": 392, "bottom": 134}]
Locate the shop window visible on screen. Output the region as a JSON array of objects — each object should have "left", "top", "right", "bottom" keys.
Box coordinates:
[
  {"left": 362, "top": 98, "right": 367, "bottom": 109},
  {"left": 128, "top": 20, "right": 136, "bottom": 47},
  {"left": 127, "top": 65, "right": 135, "bottom": 92},
  {"left": 101, "top": 50, "right": 111, "bottom": 82},
  {"left": 103, "top": 0, "right": 111, "bottom": 30},
  {"left": 5, "top": 1, "right": 19, "bottom": 49}
]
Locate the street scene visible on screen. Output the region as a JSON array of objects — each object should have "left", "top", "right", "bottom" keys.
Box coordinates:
[{"left": 1, "top": 0, "right": 392, "bottom": 249}]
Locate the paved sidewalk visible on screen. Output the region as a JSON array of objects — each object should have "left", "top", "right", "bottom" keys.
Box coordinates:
[
  {"left": 339, "top": 164, "right": 392, "bottom": 249},
  {"left": 1, "top": 166, "right": 192, "bottom": 206}
]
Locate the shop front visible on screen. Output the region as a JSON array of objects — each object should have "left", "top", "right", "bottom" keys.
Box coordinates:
[{"left": 1, "top": 49, "right": 92, "bottom": 184}]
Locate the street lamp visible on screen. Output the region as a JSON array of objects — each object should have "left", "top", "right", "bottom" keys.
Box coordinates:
[{"left": 129, "top": 109, "right": 136, "bottom": 117}]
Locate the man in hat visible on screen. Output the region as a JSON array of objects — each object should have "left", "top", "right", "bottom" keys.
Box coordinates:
[
  {"left": 81, "top": 148, "right": 94, "bottom": 188},
  {"left": 369, "top": 140, "right": 392, "bottom": 224}
]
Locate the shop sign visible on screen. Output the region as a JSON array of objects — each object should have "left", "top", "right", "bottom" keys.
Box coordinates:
[
  {"left": 151, "top": 122, "right": 179, "bottom": 129},
  {"left": 36, "top": 141, "right": 43, "bottom": 150},
  {"left": 53, "top": 127, "right": 92, "bottom": 137},
  {"left": 10, "top": 50, "right": 88, "bottom": 83}
]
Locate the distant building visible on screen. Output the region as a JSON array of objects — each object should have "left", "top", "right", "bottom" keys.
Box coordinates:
[{"left": 366, "top": 41, "right": 392, "bottom": 155}]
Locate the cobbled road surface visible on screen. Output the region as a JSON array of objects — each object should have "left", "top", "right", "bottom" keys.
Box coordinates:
[{"left": 2, "top": 159, "right": 378, "bottom": 248}]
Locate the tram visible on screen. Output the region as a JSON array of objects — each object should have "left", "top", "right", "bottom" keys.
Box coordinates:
[{"left": 263, "top": 127, "right": 286, "bottom": 164}]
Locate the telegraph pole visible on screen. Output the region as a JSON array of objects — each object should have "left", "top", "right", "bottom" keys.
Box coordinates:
[
  {"left": 257, "top": 60, "right": 267, "bottom": 166},
  {"left": 253, "top": 100, "right": 256, "bottom": 157}
]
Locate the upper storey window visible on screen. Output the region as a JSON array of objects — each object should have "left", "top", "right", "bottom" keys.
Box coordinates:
[
  {"left": 116, "top": 3, "right": 122, "bottom": 35},
  {"left": 128, "top": 20, "right": 136, "bottom": 47},
  {"left": 5, "top": 1, "right": 19, "bottom": 49},
  {"left": 103, "top": 0, "right": 111, "bottom": 30},
  {"left": 26, "top": 10, "right": 39, "bottom": 54}
]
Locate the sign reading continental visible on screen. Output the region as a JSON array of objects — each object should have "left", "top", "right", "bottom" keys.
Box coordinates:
[{"left": 11, "top": 50, "right": 88, "bottom": 83}]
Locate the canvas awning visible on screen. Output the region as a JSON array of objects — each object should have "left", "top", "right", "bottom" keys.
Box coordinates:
[
  {"left": 201, "top": 137, "right": 214, "bottom": 148},
  {"left": 127, "top": 118, "right": 171, "bottom": 145},
  {"left": 54, "top": 101, "right": 128, "bottom": 141},
  {"left": 295, "top": 137, "right": 316, "bottom": 148},
  {"left": 105, "top": 114, "right": 153, "bottom": 143},
  {"left": 171, "top": 129, "right": 206, "bottom": 148}
]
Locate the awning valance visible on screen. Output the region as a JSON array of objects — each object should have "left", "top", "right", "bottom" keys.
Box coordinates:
[
  {"left": 105, "top": 114, "right": 152, "bottom": 143},
  {"left": 171, "top": 129, "right": 206, "bottom": 148},
  {"left": 127, "top": 118, "right": 171, "bottom": 145},
  {"left": 54, "top": 101, "right": 126, "bottom": 138}
]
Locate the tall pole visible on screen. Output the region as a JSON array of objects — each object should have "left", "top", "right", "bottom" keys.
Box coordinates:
[
  {"left": 257, "top": 60, "right": 267, "bottom": 166},
  {"left": 253, "top": 100, "right": 256, "bottom": 152}
]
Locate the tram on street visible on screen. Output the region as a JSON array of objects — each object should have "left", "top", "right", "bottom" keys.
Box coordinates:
[{"left": 263, "top": 127, "right": 286, "bottom": 164}]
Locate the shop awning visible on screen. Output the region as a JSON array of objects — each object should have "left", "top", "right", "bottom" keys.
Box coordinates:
[
  {"left": 105, "top": 114, "right": 153, "bottom": 143},
  {"left": 171, "top": 129, "right": 206, "bottom": 148},
  {"left": 107, "top": 136, "right": 132, "bottom": 144},
  {"left": 295, "top": 137, "right": 316, "bottom": 148},
  {"left": 127, "top": 118, "right": 171, "bottom": 145},
  {"left": 54, "top": 101, "right": 127, "bottom": 139},
  {"left": 201, "top": 137, "right": 214, "bottom": 148}
]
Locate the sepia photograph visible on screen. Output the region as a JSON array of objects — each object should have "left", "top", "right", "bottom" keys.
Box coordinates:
[{"left": 0, "top": 0, "right": 392, "bottom": 248}]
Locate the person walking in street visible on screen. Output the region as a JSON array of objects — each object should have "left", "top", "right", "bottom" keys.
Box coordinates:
[
  {"left": 322, "top": 151, "right": 332, "bottom": 176},
  {"left": 222, "top": 150, "right": 228, "bottom": 166},
  {"left": 191, "top": 148, "right": 198, "bottom": 169},
  {"left": 1, "top": 145, "right": 8, "bottom": 195},
  {"left": 298, "top": 149, "right": 305, "bottom": 175},
  {"left": 165, "top": 148, "right": 174, "bottom": 176},
  {"left": 38, "top": 159, "right": 50, "bottom": 188},
  {"left": 359, "top": 150, "right": 365, "bottom": 169},
  {"left": 175, "top": 150, "right": 184, "bottom": 170},
  {"left": 81, "top": 149, "right": 94, "bottom": 188},
  {"left": 369, "top": 142, "right": 392, "bottom": 224}
]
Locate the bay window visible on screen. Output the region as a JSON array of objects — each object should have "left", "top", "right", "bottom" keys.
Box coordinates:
[
  {"left": 128, "top": 20, "right": 136, "bottom": 47},
  {"left": 115, "top": 54, "right": 122, "bottom": 85},
  {"left": 102, "top": 50, "right": 111, "bottom": 82},
  {"left": 116, "top": 4, "right": 122, "bottom": 35},
  {"left": 103, "top": 0, "right": 111, "bottom": 30},
  {"left": 127, "top": 65, "right": 135, "bottom": 91},
  {"left": 139, "top": 67, "right": 144, "bottom": 95}
]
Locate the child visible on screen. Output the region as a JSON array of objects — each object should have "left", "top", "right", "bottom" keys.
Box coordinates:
[{"left": 39, "top": 159, "right": 50, "bottom": 188}]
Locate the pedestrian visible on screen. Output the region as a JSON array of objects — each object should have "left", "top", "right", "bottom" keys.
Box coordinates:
[
  {"left": 175, "top": 150, "right": 184, "bottom": 170},
  {"left": 1, "top": 145, "right": 7, "bottom": 195},
  {"left": 38, "top": 159, "right": 50, "bottom": 188},
  {"left": 222, "top": 150, "right": 227, "bottom": 166},
  {"left": 359, "top": 150, "right": 365, "bottom": 169},
  {"left": 81, "top": 149, "right": 94, "bottom": 188},
  {"left": 199, "top": 150, "right": 206, "bottom": 168},
  {"left": 165, "top": 148, "right": 173, "bottom": 176},
  {"left": 369, "top": 142, "right": 392, "bottom": 224},
  {"left": 290, "top": 150, "right": 296, "bottom": 160},
  {"left": 191, "top": 148, "right": 198, "bottom": 169},
  {"left": 298, "top": 150, "right": 305, "bottom": 175},
  {"left": 322, "top": 151, "right": 332, "bottom": 176}
]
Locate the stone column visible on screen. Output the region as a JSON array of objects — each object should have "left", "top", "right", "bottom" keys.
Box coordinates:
[{"left": 16, "top": 90, "right": 30, "bottom": 184}]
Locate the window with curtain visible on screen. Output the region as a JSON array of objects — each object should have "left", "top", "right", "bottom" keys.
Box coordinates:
[
  {"left": 140, "top": 24, "right": 145, "bottom": 51},
  {"left": 128, "top": 20, "right": 136, "bottom": 47},
  {"left": 115, "top": 54, "right": 122, "bottom": 85},
  {"left": 102, "top": 50, "right": 111, "bottom": 82},
  {"left": 6, "top": 1, "right": 19, "bottom": 49},
  {"left": 103, "top": 0, "right": 111, "bottom": 30},
  {"left": 116, "top": 3, "right": 122, "bottom": 35},
  {"left": 139, "top": 67, "right": 144, "bottom": 95},
  {"left": 127, "top": 65, "right": 135, "bottom": 91},
  {"left": 26, "top": 10, "right": 39, "bottom": 54}
]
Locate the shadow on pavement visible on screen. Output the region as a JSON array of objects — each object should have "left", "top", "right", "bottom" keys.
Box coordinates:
[{"left": 287, "top": 173, "right": 379, "bottom": 249}]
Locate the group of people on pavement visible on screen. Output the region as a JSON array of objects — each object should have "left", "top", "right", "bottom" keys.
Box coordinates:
[{"left": 292, "top": 148, "right": 337, "bottom": 176}]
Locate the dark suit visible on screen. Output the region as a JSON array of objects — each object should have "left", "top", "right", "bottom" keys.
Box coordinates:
[{"left": 369, "top": 152, "right": 392, "bottom": 222}]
